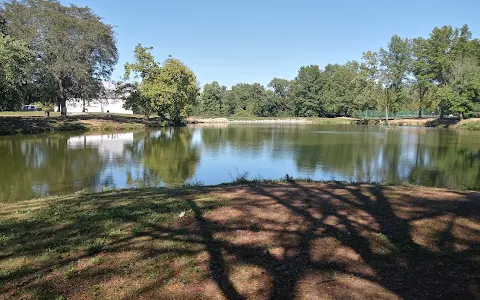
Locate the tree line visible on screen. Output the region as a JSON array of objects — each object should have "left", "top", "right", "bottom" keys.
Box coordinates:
[{"left": 199, "top": 25, "right": 480, "bottom": 121}]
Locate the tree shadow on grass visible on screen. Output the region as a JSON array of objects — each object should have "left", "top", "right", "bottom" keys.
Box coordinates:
[{"left": 1, "top": 183, "right": 479, "bottom": 299}]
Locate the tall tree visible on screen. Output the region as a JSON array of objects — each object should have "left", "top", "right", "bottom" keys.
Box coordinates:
[
  {"left": 446, "top": 56, "right": 480, "bottom": 118},
  {"left": 291, "top": 65, "right": 324, "bottom": 117},
  {"left": 414, "top": 25, "right": 480, "bottom": 117},
  {"left": 3, "top": 0, "right": 118, "bottom": 116},
  {"left": 373, "top": 35, "right": 413, "bottom": 123},
  {"left": 412, "top": 37, "right": 434, "bottom": 117},
  {"left": 122, "top": 44, "right": 158, "bottom": 120},
  {"left": 321, "top": 62, "right": 364, "bottom": 117},
  {"left": 201, "top": 81, "right": 227, "bottom": 116},
  {"left": 145, "top": 58, "right": 199, "bottom": 123},
  {"left": 268, "top": 78, "right": 293, "bottom": 115},
  {"left": 0, "top": 34, "right": 33, "bottom": 110}
]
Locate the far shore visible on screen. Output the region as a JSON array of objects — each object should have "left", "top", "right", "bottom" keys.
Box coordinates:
[
  {"left": 0, "top": 113, "right": 166, "bottom": 136},
  {"left": 0, "top": 112, "right": 480, "bottom": 136},
  {"left": 1, "top": 180, "right": 479, "bottom": 299},
  {"left": 187, "top": 116, "right": 480, "bottom": 129}
]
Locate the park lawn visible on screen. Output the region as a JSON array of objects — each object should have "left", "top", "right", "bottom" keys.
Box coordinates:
[
  {"left": 0, "top": 111, "right": 61, "bottom": 117},
  {"left": 0, "top": 114, "right": 166, "bottom": 136},
  {"left": 0, "top": 182, "right": 479, "bottom": 299},
  {"left": 455, "top": 118, "right": 480, "bottom": 130}
]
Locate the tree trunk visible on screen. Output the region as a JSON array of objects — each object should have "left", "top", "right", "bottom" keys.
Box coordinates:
[
  {"left": 61, "top": 102, "right": 67, "bottom": 117},
  {"left": 418, "top": 107, "right": 422, "bottom": 118},
  {"left": 440, "top": 108, "right": 444, "bottom": 119},
  {"left": 44, "top": 110, "right": 50, "bottom": 118},
  {"left": 58, "top": 80, "right": 67, "bottom": 117},
  {"left": 60, "top": 96, "right": 67, "bottom": 117},
  {"left": 143, "top": 113, "right": 149, "bottom": 121},
  {"left": 460, "top": 112, "right": 464, "bottom": 120}
]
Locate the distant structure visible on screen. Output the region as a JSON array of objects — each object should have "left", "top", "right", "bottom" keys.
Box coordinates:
[{"left": 57, "top": 82, "right": 133, "bottom": 114}]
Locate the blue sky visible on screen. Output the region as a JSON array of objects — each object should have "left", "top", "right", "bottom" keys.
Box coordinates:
[{"left": 62, "top": 0, "right": 479, "bottom": 88}]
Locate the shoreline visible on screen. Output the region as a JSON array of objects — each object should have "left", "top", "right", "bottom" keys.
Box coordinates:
[
  {"left": 0, "top": 114, "right": 168, "bottom": 136},
  {"left": 0, "top": 114, "right": 479, "bottom": 136},
  {"left": 1, "top": 180, "right": 479, "bottom": 299},
  {"left": 188, "top": 116, "right": 480, "bottom": 129}
]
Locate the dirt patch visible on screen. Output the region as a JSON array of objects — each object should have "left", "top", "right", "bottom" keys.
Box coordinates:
[{"left": 1, "top": 183, "right": 479, "bottom": 299}]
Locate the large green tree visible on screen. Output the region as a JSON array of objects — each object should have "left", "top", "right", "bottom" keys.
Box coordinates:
[
  {"left": 413, "top": 25, "right": 480, "bottom": 117},
  {"left": 268, "top": 78, "right": 293, "bottom": 115},
  {"left": 145, "top": 58, "right": 199, "bottom": 123},
  {"left": 0, "top": 34, "right": 32, "bottom": 110},
  {"left": 3, "top": 0, "right": 118, "bottom": 116},
  {"left": 321, "top": 62, "right": 366, "bottom": 117},
  {"left": 121, "top": 44, "right": 158, "bottom": 120},
  {"left": 225, "top": 83, "right": 269, "bottom": 117},
  {"left": 365, "top": 35, "right": 413, "bottom": 123},
  {"left": 201, "top": 81, "right": 227, "bottom": 116},
  {"left": 412, "top": 38, "right": 435, "bottom": 117},
  {"left": 291, "top": 65, "right": 324, "bottom": 117}
]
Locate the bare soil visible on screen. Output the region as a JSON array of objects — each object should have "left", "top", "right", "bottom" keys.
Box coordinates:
[{"left": 0, "top": 182, "right": 479, "bottom": 299}]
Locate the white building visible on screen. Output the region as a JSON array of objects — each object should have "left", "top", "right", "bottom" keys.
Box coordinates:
[{"left": 58, "top": 82, "right": 133, "bottom": 114}]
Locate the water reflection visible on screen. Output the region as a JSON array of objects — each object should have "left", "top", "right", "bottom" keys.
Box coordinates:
[
  {"left": 126, "top": 129, "right": 200, "bottom": 187},
  {"left": 0, "top": 125, "right": 479, "bottom": 202}
]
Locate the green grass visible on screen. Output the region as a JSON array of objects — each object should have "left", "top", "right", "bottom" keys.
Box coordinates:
[
  {"left": 0, "top": 186, "right": 222, "bottom": 299},
  {"left": 457, "top": 120, "right": 480, "bottom": 130},
  {"left": 0, "top": 111, "right": 61, "bottom": 117},
  {"left": 0, "top": 113, "right": 169, "bottom": 136}
]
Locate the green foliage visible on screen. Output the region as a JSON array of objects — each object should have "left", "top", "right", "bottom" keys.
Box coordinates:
[
  {"left": 122, "top": 45, "right": 199, "bottom": 123},
  {"left": 120, "top": 44, "right": 158, "bottom": 119},
  {"left": 145, "top": 58, "right": 199, "bottom": 123},
  {"left": 321, "top": 62, "right": 368, "bottom": 116},
  {"left": 0, "top": 34, "right": 33, "bottom": 110},
  {"left": 3, "top": 0, "right": 118, "bottom": 115},
  {"left": 33, "top": 101, "right": 55, "bottom": 112},
  {"left": 366, "top": 35, "right": 413, "bottom": 122},
  {"left": 201, "top": 81, "right": 227, "bottom": 116},
  {"left": 227, "top": 83, "right": 269, "bottom": 117},
  {"left": 196, "top": 24, "right": 479, "bottom": 120},
  {"left": 413, "top": 25, "right": 480, "bottom": 117},
  {"left": 291, "top": 65, "right": 324, "bottom": 117},
  {"left": 268, "top": 78, "right": 293, "bottom": 115}
]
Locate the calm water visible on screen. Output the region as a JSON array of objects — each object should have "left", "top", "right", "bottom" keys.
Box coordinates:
[{"left": 1, "top": 124, "right": 479, "bottom": 202}]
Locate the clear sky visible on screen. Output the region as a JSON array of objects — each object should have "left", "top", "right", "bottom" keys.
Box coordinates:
[{"left": 61, "top": 0, "right": 479, "bottom": 88}]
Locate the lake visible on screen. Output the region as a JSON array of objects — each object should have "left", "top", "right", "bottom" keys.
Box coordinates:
[{"left": 1, "top": 124, "right": 479, "bottom": 202}]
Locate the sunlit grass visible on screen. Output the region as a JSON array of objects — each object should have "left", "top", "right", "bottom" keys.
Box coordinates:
[
  {"left": 457, "top": 119, "right": 480, "bottom": 130},
  {"left": 0, "top": 111, "right": 61, "bottom": 117}
]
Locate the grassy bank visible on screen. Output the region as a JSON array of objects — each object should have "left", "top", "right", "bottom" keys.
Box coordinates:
[
  {"left": 188, "top": 116, "right": 357, "bottom": 125},
  {"left": 354, "top": 117, "right": 480, "bottom": 129},
  {"left": 0, "top": 113, "right": 166, "bottom": 136},
  {"left": 456, "top": 118, "right": 480, "bottom": 130},
  {"left": 1, "top": 181, "right": 479, "bottom": 299},
  {"left": 189, "top": 115, "right": 480, "bottom": 129},
  {"left": 2, "top": 113, "right": 480, "bottom": 136}
]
